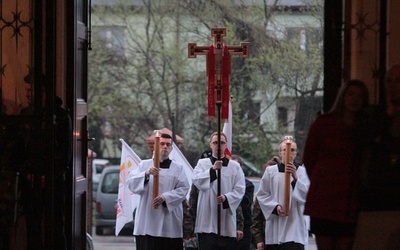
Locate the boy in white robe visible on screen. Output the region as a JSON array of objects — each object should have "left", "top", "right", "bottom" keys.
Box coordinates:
[
  {"left": 257, "top": 139, "right": 310, "bottom": 250},
  {"left": 127, "top": 133, "right": 190, "bottom": 250},
  {"left": 192, "top": 132, "right": 245, "bottom": 250}
]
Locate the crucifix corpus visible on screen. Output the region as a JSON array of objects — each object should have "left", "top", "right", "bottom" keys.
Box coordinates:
[{"left": 188, "top": 27, "right": 249, "bottom": 235}]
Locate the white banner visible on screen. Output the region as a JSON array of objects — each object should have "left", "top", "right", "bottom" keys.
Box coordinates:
[
  {"left": 222, "top": 98, "right": 233, "bottom": 156},
  {"left": 169, "top": 142, "right": 193, "bottom": 199},
  {"left": 115, "top": 139, "right": 141, "bottom": 236}
]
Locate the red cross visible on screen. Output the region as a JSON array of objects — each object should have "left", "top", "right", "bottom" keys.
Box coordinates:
[{"left": 188, "top": 27, "right": 249, "bottom": 120}]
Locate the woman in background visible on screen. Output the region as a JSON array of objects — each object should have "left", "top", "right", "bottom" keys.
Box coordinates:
[{"left": 302, "top": 80, "right": 369, "bottom": 250}]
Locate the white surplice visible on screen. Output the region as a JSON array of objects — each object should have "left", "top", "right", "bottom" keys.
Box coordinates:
[
  {"left": 257, "top": 164, "right": 310, "bottom": 246},
  {"left": 193, "top": 158, "right": 245, "bottom": 237},
  {"left": 127, "top": 159, "right": 190, "bottom": 238}
]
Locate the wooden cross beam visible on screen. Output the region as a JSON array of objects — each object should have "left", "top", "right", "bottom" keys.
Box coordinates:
[
  {"left": 188, "top": 27, "right": 249, "bottom": 57},
  {"left": 188, "top": 27, "right": 249, "bottom": 119},
  {"left": 188, "top": 27, "right": 249, "bottom": 69}
]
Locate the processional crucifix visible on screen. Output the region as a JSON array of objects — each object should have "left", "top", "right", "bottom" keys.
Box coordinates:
[{"left": 188, "top": 27, "right": 249, "bottom": 235}]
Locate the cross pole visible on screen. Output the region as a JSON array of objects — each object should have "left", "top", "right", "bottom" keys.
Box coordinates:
[{"left": 188, "top": 27, "right": 249, "bottom": 236}]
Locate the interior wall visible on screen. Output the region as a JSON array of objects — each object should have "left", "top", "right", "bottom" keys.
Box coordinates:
[
  {"left": 348, "top": 0, "right": 400, "bottom": 105},
  {"left": 350, "top": 2, "right": 400, "bottom": 249},
  {"left": 387, "top": 0, "right": 400, "bottom": 67},
  {"left": 349, "top": 0, "right": 381, "bottom": 104},
  {"left": 0, "top": 1, "right": 33, "bottom": 115}
]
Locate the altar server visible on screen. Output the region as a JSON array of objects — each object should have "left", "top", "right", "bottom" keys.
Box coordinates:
[
  {"left": 192, "top": 131, "right": 245, "bottom": 250},
  {"left": 127, "top": 133, "right": 189, "bottom": 250},
  {"left": 257, "top": 139, "right": 310, "bottom": 250}
]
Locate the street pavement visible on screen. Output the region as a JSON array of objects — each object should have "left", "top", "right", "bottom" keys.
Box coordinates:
[
  {"left": 91, "top": 232, "right": 317, "bottom": 250},
  {"left": 92, "top": 234, "right": 136, "bottom": 250},
  {"left": 308, "top": 236, "right": 317, "bottom": 250}
]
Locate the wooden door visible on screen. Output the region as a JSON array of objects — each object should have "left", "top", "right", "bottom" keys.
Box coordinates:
[{"left": 65, "top": 0, "right": 90, "bottom": 249}]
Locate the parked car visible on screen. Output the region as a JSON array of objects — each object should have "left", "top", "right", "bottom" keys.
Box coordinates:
[
  {"left": 92, "top": 158, "right": 110, "bottom": 197},
  {"left": 241, "top": 157, "right": 262, "bottom": 177},
  {"left": 247, "top": 176, "right": 261, "bottom": 195},
  {"left": 94, "top": 165, "right": 134, "bottom": 236}
]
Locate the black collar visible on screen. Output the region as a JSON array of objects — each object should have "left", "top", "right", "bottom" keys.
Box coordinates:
[
  {"left": 210, "top": 156, "right": 229, "bottom": 166},
  {"left": 159, "top": 159, "right": 172, "bottom": 169}
]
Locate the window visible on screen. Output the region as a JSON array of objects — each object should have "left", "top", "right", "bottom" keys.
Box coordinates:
[
  {"left": 286, "top": 27, "right": 321, "bottom": 50},
  {"left": 101, "top": 172, "right": 119, "bottom": 194},
  {"left": 93, "top": 26, "right": 126, "bottom": 62},
  {"left": 278, "top": 106, "right": 288, "bottom": 128}
]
